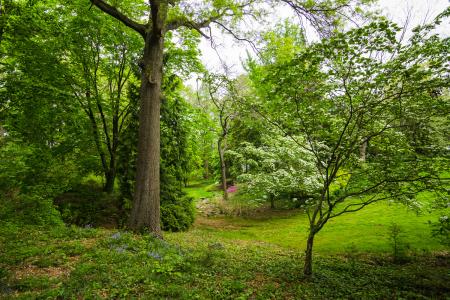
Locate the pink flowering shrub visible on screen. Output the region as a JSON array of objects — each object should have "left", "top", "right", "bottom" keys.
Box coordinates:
[{"left": 226, "top": 185, "right": 237, "bottom": 193}]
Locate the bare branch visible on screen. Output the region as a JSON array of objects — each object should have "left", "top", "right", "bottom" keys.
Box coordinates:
[
  {"left": 212, "top": 20, "right": 259, "bottom": 54},
  {"left": 330, "top": 194, "right": 382, "bottom": 219}
]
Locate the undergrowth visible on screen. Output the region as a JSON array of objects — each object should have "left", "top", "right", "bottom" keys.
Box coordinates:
[{"left": 0, "top": 222, "right": 448, "bottom": 299}]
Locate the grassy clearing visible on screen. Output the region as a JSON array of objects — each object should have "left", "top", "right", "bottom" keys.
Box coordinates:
[
  {"left": 188, "top": 201, "right": 444, "bottom": 253},
  {"left": 184, "top": 180, "right": 220, "bottom": 200},
  {"left": 185, "top": 181, "right": 447, "bottom": 254}
]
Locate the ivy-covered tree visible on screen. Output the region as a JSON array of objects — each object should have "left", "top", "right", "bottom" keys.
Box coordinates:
[{"left": 117, "top": 74, "right": 196, "bottom": 231}]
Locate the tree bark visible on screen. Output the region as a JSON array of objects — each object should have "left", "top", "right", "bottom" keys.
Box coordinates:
[
  {"left": 129, "top": 2, "right": 166, "bottom": 237},
  {"left": 359, "top": 139, "right": 368, "bottom": 161},
  {"left": 303, "top": 231, "right": 315, "bottom": 276},
  {"left": 104, "top": 162, "right": 116, "bottom": 194},
  {"left": 270, "top": 194, "right": 275, "bottom": 209},
  {"left": 218, "top": 137, "right": 228, "bottom": 201},
  {"left": 203, "top": 158, "right": 209, "bottom": 179}
]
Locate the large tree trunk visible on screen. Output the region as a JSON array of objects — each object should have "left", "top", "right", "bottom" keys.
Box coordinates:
[
  {"left": 218, "top": 137, "right": 228, "bottom": 201},
  {"left": 303, "top": 231, "right": 315, "bottom": 276},
  {"left": 129, "top": 3, "right": 166, "bottom": 237}
]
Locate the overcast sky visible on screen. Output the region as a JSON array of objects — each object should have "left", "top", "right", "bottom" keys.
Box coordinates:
[{"left": 192, "top": 0, "right": 449, "bottom": 82}]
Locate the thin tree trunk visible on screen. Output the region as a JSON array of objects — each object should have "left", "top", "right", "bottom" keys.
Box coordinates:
[
  {"left": 129, "top": 3, "right": 166, "bottom": 237},
  {"left": 359, "top": 139, "right": 368, "bottom": 161},
  {"left": 104, "top": 160, "right": 116, "bottom": 194},
  {"left": 88, "top": 109, "right": 108, "bottom": 176},
  {"left": 218, "top": 137, "right": 228, "bottom": 201},
  {"left": 86, "top": 93, "right": 112, "bottom": 193},
  {"left": 303, "top": 231, "right": 315, "bottom": 276},
  {"left": 203, "top": 158, "right": 209, "bottom": 179},
  {"left": 270, "top": 194, "right": 275, "bottom": 209},
  {"left": 104, "top": 106, "right": 120, "bottom": 194}
]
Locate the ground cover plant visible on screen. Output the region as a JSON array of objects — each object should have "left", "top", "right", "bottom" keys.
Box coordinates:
[{"left": 1, "top": 191, "right": 449, "bottom": 299}]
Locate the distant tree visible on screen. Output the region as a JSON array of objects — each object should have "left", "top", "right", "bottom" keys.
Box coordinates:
[
  {"left": 250, "top": 14, "right": 450, "bottom": 276},
  {"left": 203, "top": 73, "right": 243, "bottom": 200}
]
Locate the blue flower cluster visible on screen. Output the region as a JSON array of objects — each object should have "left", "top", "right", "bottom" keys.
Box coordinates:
[
  {"left": 147, "top": 251, "right": 163, "bottom": 261},
  {"left": 114, "top": 245, "right": 128, "bottom": 253},
  {"left": 111, "top": 232, "right": 122, "bottom": 240}
]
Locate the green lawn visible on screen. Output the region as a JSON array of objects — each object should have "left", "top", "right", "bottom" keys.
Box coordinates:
[
  {"left": 182, "top": 182, "right": 446, "bottom": 254},
  {"left": 183, "top": 201, "right": 443, "bottom": 253},
  {"left": 184, "top": 180, "right": 220, "bottom": 200}
]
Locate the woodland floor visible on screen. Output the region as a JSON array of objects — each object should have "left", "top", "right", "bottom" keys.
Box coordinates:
[{"left": 0, "top": 181, "right": 449, "bottom": 299}]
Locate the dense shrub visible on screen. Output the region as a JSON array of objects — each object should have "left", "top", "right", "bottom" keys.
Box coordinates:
[
  {"left": 0, "top": 140, "right": 81, "bottom": 226},
  {"left": 54, "top": 182, "right": 121, "bottom": 227},
  {"left": 0, "top": 193, "right": 62, "bottom": 226},
  {"left": 160, "top": 196, "right": 195, "bottom": 232}
]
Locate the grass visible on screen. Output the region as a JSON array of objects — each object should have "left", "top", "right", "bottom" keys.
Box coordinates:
[
  {"left": 192, "top": 201, "right": 444, "bottom": 253},
  {"left": 184, "top": 180, "right": 220, "bottom": 200},
  {"left": 185, "top": 181, "right": 447, "bottom": 254},
  {"left": 0, "top": 181, "right": 448, "bottom": 299}
]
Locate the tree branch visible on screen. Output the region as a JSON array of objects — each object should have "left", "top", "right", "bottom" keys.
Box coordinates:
[
  {"left": 90, "top": 0, "right": 146, "bottom": 37},
  {"left": 212, "top": 20, "right": 259, "bottom": 54},
  {"left": 166, "top": 12, "right": 221, "bottom": 34}
]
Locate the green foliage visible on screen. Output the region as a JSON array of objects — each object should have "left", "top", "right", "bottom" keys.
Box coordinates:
[
  {"left": 0, "top": 193, "right": 62, "bottom": 227},
  {"left": 431, "top": 215, "right": 450, "bottom": 246},
  {"left": 185, "top": 104, "right": 218, "bottom": 181},
  {"left": 160, "top": 195, "right": 195, "bottom": 232},
  {"left": 0, "top": 139, "right": 81, "bottom": 226},
  {"left": 259, "top": 20, "right": 305, "bottom": 64}
]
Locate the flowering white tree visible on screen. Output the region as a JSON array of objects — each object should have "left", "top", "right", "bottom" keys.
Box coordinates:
[{"left": 229, "top": 131, "right": 321, "bottom": 208}]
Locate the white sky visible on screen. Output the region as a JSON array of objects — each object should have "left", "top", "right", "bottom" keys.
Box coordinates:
[{"left": 191, "top": 0, "right": 449, "bottom": 83}]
